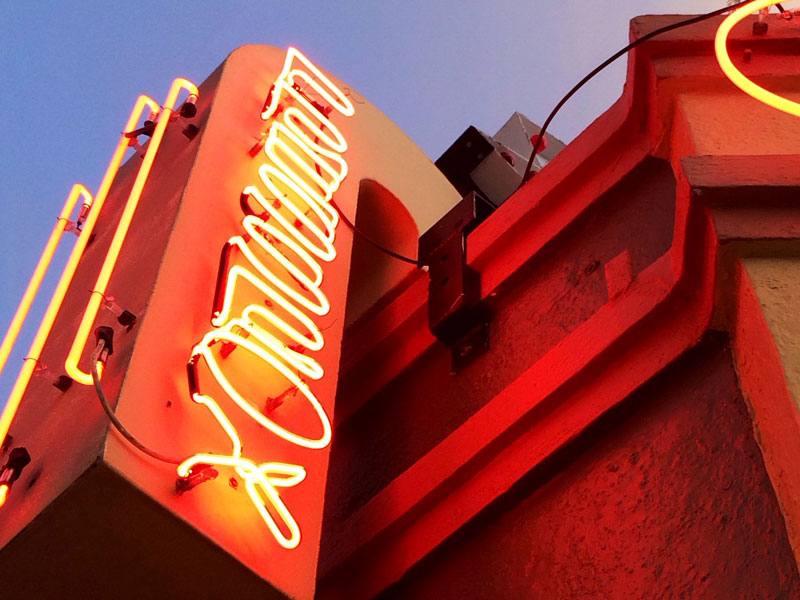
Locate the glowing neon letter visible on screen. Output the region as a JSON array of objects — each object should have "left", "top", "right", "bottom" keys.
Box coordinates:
[{"left": 182, "top": 48, "right": 354, "bottom": 547}]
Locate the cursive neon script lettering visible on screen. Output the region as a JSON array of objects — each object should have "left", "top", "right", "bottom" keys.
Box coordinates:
[{"left": 179, "top": 48, "right": 354, "bottom": 549}]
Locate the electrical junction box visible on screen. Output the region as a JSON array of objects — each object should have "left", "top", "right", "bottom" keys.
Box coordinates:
[{"left": 435, "top": 111, "right": 565, "bottom": 208}]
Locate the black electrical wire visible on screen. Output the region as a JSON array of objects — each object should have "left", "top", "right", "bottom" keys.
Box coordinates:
[
  {"left": 329, "top": 199, "right": 420, "bottom": 266},
  {"left": 91, "top": 340, "right": 182, "bottom": 465},
  {"left": 299, "top": 83, "right": 417, "bottom": 266},
  {"left": 520, "top": 0, "right": 757, "bottom": 186}
]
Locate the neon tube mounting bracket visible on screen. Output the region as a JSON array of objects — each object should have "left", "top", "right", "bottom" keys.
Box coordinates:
[{"left": 418, "top": 192, "right": 491, "bottom": 374}]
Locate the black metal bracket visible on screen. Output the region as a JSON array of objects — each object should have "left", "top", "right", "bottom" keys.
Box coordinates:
[{"left": 418, "top": 193, "right": 491, "bottom": 374}]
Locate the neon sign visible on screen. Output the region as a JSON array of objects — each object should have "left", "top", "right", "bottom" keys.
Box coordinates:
[
  {"left": 65, "top": 79, "right": 200, "bottom": 385},
  {"left": 0, "top": 46, "right": 352, "bottom": 553},
  {"left": 0, "top": 86, "right": 191, "bottom": 460},
  {"left": 715, "top": 0, "right": 800, "bottom": 118},
  {"left": 179, "top": 48, "right": 354, "bottom": 549},
  {"left": 0, "top": 183, "right": 92, "bottom": 383}
]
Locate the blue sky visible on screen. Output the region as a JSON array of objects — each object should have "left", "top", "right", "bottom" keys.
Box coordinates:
[{"left": 0, "top": 1, "right": 730, "bottom": 401}]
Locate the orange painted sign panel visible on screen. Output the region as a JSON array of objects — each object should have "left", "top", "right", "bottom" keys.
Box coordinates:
[
  {"left": 106, "top": 46, "right": 360, "bottom": 597},
  {"left": 0, "top": 46, "right": 357, "bottom": 597}
]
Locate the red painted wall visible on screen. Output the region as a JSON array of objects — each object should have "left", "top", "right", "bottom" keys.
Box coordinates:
[
  {"left": 380, "top": 335, "right": 800, "bottom": 599},
  {"left": 321, "top": 157, "right": 676, "bottom": 549}
]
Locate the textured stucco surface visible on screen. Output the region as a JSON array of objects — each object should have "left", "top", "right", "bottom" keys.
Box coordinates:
[
  {"left": 382, "top": 336, "right": 800, "bottom": 599},
  {"left": 744, "top": 257, "right": 800, "bottom": 415},
  {"left": 323, "top": 158, "right": 677, "bottom": 537},
  {"left": 679, "top": 90, "right": 800, "bottom": 157}
]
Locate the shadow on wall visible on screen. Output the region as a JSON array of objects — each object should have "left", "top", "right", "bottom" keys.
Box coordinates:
[{"left": 343, "top": 179, "right": 418, "bottom": 329}]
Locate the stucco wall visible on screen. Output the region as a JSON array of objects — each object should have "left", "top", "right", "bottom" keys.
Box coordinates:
[{"left": 381, "top": 335, "right": 800, "bottom": 599}]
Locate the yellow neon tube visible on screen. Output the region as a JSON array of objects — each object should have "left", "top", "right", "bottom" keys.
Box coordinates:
[
  {"left": 0, "top": 484, "right": 8, "bottom": 508},
  {"left": 0, "top": 184, "right": 92, "bottom": 381},
  {"left": 244, "top": 174, "right": 337, "bottom": 261},
  {"left": 237, "top": 215, "right": 329, "bottom": 316},
  {"left": 211, "top": 264, "right": 325, "bottom": 352},
  {"left": 65, "top": 78, "right": 199, "bottom": 385},
  {"left": 715, "top": 0, "right": 800, "bottom": 118},
  {"left": 191, "top": 322, "right": 331, "bottom": 449},
  {"left": 224, "top": 214, "right": 329, "bottom": 317},
  {"left": 176, "top": 393, "right": 305, "bottom": 549},
  {"left": 282, "top": 83, "right": 349, "bottom": 153},
  {"left": 265, "top": 122, "right": 348, "bottom": 203},
  {"left": 261, "top": 48, "right": 354, "bottom": 121},
  {"left": 0, "top": 95, "right": 161, "bottom": 450}
]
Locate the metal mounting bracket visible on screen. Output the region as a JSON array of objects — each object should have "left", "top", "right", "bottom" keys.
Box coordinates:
[{"left": 418, "top": 192, "right": 491, "bottom": 374}]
